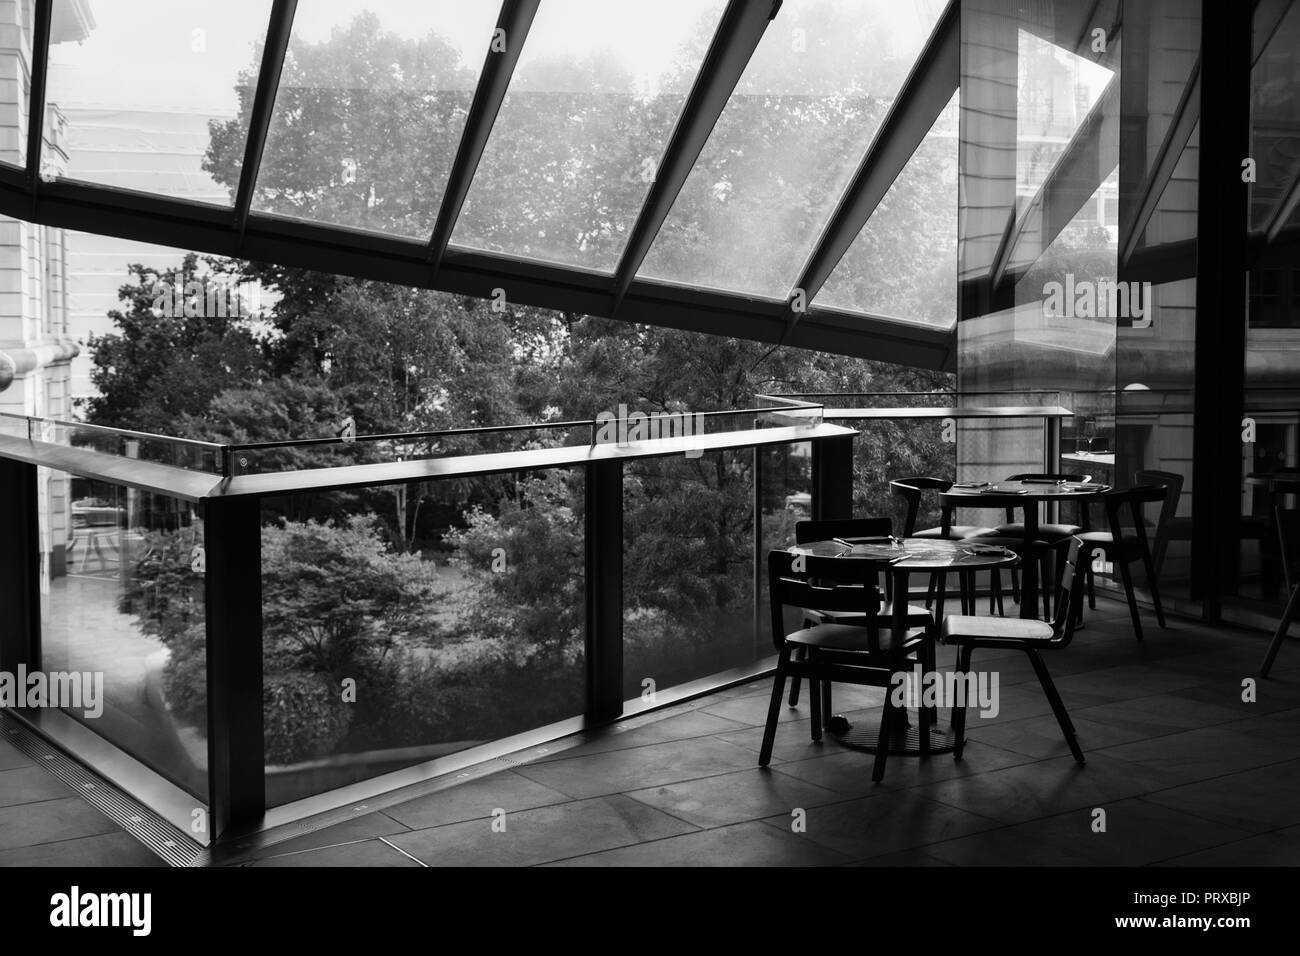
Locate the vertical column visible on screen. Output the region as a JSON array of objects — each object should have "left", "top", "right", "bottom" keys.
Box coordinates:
[
  {"left": 0, "top": 457, "right": 40, "bottom": 671},
  {"left": 811, "top": 435, "right": 854, "bottom": 521},
  {"left": 1191, "top": 1, "right": 1251, "bottom": 610},
  {"left": 584, "top": 459, "right": 623, "bottom": 722},
  {"left": 204, "top": 495, "right": 265, "bottom": 841}
]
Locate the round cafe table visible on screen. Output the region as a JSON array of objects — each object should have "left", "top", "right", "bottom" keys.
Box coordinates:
[
  {"left": 788, "top": 537, "right": 1019, "bottom": 755},
  {"left": 940, "top": 480, "right": 1109, "bottom": 621}
]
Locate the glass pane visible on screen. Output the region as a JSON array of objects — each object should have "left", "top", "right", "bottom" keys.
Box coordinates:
[
  {"left": 260, "top": 471, "right": 586, "bottom": 808},
  {"left": 43, "top": 0, "right": 271, "bottom": 202},
  {"left": 1249, "top": 0, "right": 1300, "bottom": 233},
  {"left": 816, "top": 92, "right": 958, "bottom": 326},
  {"left": 39, "top": 475, "right": 209, "bottom": 802},
  {"left": 450, "top": 0, "right": 727, "bottom": 272},
  {"left": 253, "top": 1, "right": 501, "bottom": 238},
  {"left": 623, "top": 449, "right": 760, "bottom": 699},
  {"left": 638, "top": 0, "right": 946, "bottom": 299}
]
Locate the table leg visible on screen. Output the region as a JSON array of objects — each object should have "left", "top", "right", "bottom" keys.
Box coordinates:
[{"left": 1021, "top": 504, "right": 1040, "bottom": 620}]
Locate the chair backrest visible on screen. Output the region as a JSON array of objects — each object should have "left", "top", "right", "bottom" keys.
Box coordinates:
[
  {"left": 1134, "top": 469, "right": 1184, "bottom": 573},
  {"left": 1101, "top": 484, "right": 1168, "bottom": 560},
  {"left": 1050, "top": 537, "right": 1088, "bottom": 645},
  {"left": 795, "top": 517, "right": 892, "bottom": 544},
  {"left": 890, "top": 477, "right": 952, "bottom": 535},
  {"left": 768, "top": 550, "right": 890, "bottom": 653},
  {"left": 1278, "top": 506, "right": 1300, "bottom": 593}
]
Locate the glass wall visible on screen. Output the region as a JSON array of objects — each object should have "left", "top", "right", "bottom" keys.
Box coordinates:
[
  {"left": 1233, "top": 0, "right": 1300, "bottom": 613},
  {"left": 623, "top": 449, "right": 760, "bottom": 700},
  {"left": 256, "top": 470, "right": 586, "bottom": 808},
  {"left": 37, "top": 472, "right": 208, "bottom": 801},
  {"left": 956, "top": 0, "right": 1201, "bottom": 605}
]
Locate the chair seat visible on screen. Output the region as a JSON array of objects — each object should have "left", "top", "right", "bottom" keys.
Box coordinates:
[
  {"left": 913, "top": 525, "right": 997, "bottom": 540},
  {"left": 940, "top": 615, "right": 1055, "bottom": 644},
  {"left": 1076, "top": 531, "right": 1142, "bottom": 562},
  {"left": 786, "top": 623, "right": 926, "bottom": 653},
  {"left": 806, "top": 602, "right": 932, "bottom": 626},
  {"left": 991, "top": 522, "right": 1082, "bottom": 538}
]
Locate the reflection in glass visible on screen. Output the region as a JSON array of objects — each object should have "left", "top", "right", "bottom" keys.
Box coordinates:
[
  {"left": 44, "top": 0, "right": 271, "bottom": 202},
  {"left": 39, "top": 475, "right": 208, "bottom": 800}
]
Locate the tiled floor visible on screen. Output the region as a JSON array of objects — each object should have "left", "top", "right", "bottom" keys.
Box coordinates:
[
  {"left": 219, "top": 599, "right": 1300, "bottom": 867},
  {"left": 4, "top": 596, "right": 1300, "bottom": 867},
  {"left": 0, "top": 737, "right": 165, "bottom": 866}
]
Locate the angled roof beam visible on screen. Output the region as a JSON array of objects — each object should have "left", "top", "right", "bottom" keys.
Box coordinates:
[
  {"left": 233, "top": 0, "right": 298, "bottom": 241},
  {"left": 787, "top": 0, "right": 958, "bottom": 330},
  {"left": 1262, "top": 167, "right": 1300, "bottom": 244},
  {"left": 25, "top": 0, "right": 53, "bottom": 207},
  {"left": 427, "top": 0, "right": 541, "bottom": 273},
  {"left": 989, "top": 71, "right": 1120, "bottom": 291},
  {"left": 609, "top": 0, "right": 780, "bottom": 310},
  {"left": 1118, "top": 57, "right": 1199, "bottom": 268}
]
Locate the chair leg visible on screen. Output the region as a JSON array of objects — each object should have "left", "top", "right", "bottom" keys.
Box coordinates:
[
  {"left": 872, "top": 688, "right": 895, "bottom": 783},
  {"left": 1116, "top": 556, "right": 1145, "bottom": 642},
  {"left": 788, "top": 646, "right": 805, "bottom": 705},
  {"left": 822, "top": 680, "right": 833, "bottom": 728},
  {"left": 1139, "top": 543, "right": 1166, "bottom": 628},
  {"left": 925, "top": 572, "right": 937, "bottom": 609},
  {"left": 935, "top": 574, "right": 947, "bottom": 622},
  {"left": 951, "top": 644, "right": 973, "bottom": 759},
  {"left": 1086, "top": 565, "right": 1097, "bottom": 609},
  {"left": 1040, "top": 555, "right": 1052, "bottom": 620},
  {"left": 1010, "top": 567, "right": 1021, "bottom": 602},
  {"left": 1262, "top": 584, "right": 1300, "bottom": 677},
  {"left": 1026, "top": 648, "right": 1083, "bottom": 763},
  {"left": 759, "top": 647, "right": 792, "bottom": 767},
  {"left": 809, "top": 670, "right": 823, "bottom": 742},
  {"left": 992, "top": 570, "right": 1005, "bottom": 616}
]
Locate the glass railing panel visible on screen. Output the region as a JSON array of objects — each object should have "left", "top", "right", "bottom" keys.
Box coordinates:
[
  {"left": 622, "top": 448, "right": 764, "bottom": 701},
  {"left": 37, "top": 472, "right": 209, "bottom": 802},
  {"left": 257, "top": 468, "right": 586, "bottom": 808}
]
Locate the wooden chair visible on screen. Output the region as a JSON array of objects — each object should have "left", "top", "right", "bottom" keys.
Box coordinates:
[
  {"left": 762, "top": 549, "right": 927, "bottom": 782},
  {"left": 1076, "top": 484, "right": 1169, "bottom": 641},
  {"left": 942, "top": 537, "right": 1088, "bottom": 764},
  {"left": 785, "top": 518, "right": 932, "bottom": 711}
]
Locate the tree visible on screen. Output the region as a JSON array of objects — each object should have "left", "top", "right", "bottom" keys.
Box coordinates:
[{"left": 85, "top": 255, "right": 267, "bottom": 434}]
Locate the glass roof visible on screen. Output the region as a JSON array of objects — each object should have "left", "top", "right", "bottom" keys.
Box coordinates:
[
  {"left": 253, "top": 1, "right": 500, "bottom": 238},
  {"left": 817, "top": 91, "right": 958, "bottom": 326},
  {"left": 44, "top": 0, "right": 271, "bottom": 202},
  {"left": 3, "top": 0, "right": 1021, "bottom": 370},
  {"left": 450, "top": 0, "right": 727, "bottom": 273},
  {"left": 637, "top": 0, "right": 946, "bottom": 300}
]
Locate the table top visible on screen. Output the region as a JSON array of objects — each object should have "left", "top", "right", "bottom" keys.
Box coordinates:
[
  {"left": 939, "top": 479, "right": 1110, "bottom": 506},
  {"left": 1061, "top": 451, "right": 1115, "bottom": 466},
  {"left": 789, "top": 537, "right": 1020, "bottom": 572}
]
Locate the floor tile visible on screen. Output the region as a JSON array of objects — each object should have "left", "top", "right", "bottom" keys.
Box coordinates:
[
  {"left": 543, "top": 820, "right": 851, "bottom": 867},
  {"left": 0, "top": 765, "right": 74, "bottom": 808},
  {"left": 384, "top": 770, "right": 573, "bottom": 829},
  {"left": 0, "top": 797, "right": 118, "bottom": 850},
  {"left": 909, "top": 752, "right": 1191, "bottom": 824},
  {"left": 0, "top": 832, "right": 164, "bottom": 867},
  {"left": 625, "top": 766, "right": 847, "bottom": 828},
  {"left": 514, "top": 736, "right": 760, "bottom": 799},
  {"left": 252, "top": 839, "right": 421, "bottom": 867},
  {"left": 388, "top": 794, "right": 697, "bottom": 866}
]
